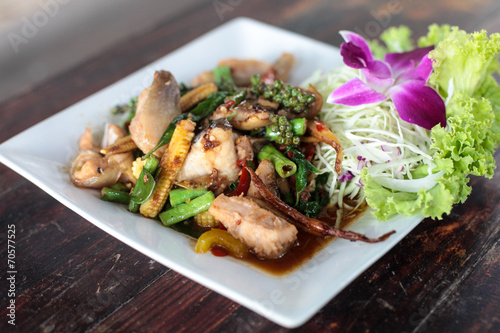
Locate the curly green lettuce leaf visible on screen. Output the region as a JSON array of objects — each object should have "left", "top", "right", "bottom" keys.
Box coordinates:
[
  {"left": 368, "top": 25, "right": 414, "bottom": 59},
  {"left": 363, "top": 92, "right": 497, "bottom": 220},
  {"left": 426, "top": 26, "right": 500, "bottom": 97},
  {"left": 380, "top": 25, "right": 414, "bottom": 53},
  {"left": 361, "top": 168, "right": 457, "bottom": 220},
  {"left": 432, "top": 92, "right": 497, "bottom": 179},
  {"left": 418, "top": 24, "right": 455, "bottom": 47},
  {"left": 475, "top": 75, "right": 500, "bottom": 144}
]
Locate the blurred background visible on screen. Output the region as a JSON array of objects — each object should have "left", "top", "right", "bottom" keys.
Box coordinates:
[
  {"left": 1, "top": 0, "right": 498, "bottom": 106},
  {"left": 0, "top": 0, "right": 200, "bottom": 104}
]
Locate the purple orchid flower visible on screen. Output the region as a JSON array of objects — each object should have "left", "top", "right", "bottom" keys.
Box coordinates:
[{"left": 327, "top": 31, "right": 446, "bottom": 130}]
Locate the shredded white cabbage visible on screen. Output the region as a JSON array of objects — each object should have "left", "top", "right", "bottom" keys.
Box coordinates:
[{"left": 305, "top": 67, "right": 437, "bottom": 211}]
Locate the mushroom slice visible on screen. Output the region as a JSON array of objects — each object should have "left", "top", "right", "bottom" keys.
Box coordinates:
[
  {"left": 70, "top": 150, "right": 120, "bottom": 188},
  {"left": 129, "top": 70, "right": 182, "bottom": 157}
]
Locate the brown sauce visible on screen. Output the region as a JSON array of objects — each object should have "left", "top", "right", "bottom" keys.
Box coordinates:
[{"left": 241, "top": 204, "right": 367, "bottom": 276}]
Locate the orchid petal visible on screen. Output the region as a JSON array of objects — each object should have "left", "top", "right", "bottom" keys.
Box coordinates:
[
  {"left": 365, "top": 59, "right": 392, "bottom": 79},
  {"left": 339, "top": 31, "right": 374, "bottom": 62},
  {"left": 388, "top": 81, "right": 446, "bottom": 130},
  {"left": 397, "top": 54, "right": 434, "bottom": 83},
  {"left": 340, "top": 42, "right": 368, "bottom": 69},
  {"left": 328, "top": 77, "right": 387, "bottom": 106},
  {"left": 384, "top": 46, "right": 434, "bottom": 75},
  {"left": 363, "top": 69, "right": 395, "bottom": 93}
]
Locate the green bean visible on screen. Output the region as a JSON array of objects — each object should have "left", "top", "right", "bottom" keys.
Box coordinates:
[
  {"left": 169, "top": 188, "right": 208, "bottom": 207},
  {"left": 257, "top": 145, "right": 296, "bottom": 178},
  {"left": 159, "top": 191, "right": 215, "bottom": 226},
  {"left": 290, "top": 118, "right": 307, "bottom": 136},
  {"left": 110, "top": 182, "right": 129, "bottom": 192},
  {"left": 128, "top": 200, "right": 140, "bottom": 213},
  {"left": 100, "top": 187, "right": 130, "bottom": 205}
]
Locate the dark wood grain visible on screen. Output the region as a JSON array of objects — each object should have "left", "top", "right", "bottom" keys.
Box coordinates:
[{"left": 1, "top": 0, "right": 499, "bottom": 332}]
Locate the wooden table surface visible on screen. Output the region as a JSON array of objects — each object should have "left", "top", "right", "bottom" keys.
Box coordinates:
[{"left": 1, "top": 0, "right": 499, "bottom": 332}]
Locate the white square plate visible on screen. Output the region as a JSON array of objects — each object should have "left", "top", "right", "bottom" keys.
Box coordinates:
[{"left": 0, "top": 17, "right": 423, "bottom": 328}]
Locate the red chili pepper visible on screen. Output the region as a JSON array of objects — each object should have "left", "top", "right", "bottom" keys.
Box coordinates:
[
  {"left": 225, "top": 100, "right": 236, "bottom": 108},
  {"left": 211, "top": 246, "right": 228, "bottom": 257},
  {"left": 304, "top": 144, "right": 315, "bottom": 162},
  {"left": 236, "top": 159, "right": 247, "bottom": 167},
  {"left": 261, "top": 68, "right": 277, "bottom": 85},
  {"left": 232, "top": 160, "right": 251, "bottom": 196},
  {"left": 314, "top": 120, "right": 326, "bottom": 132}
]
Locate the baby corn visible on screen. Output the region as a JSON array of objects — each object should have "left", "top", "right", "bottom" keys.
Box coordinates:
[
  {"left": 180, "top": 82, "right": 218, "bottom": 112},
  {"left": 193, "top": 210, "right": 219, "bottom": 228},
  {"left": 139, "top": 119, "right": 195, "bottom": 218},
  {"left": 100, "top": 135, "right": 137, "bottom": 155}
]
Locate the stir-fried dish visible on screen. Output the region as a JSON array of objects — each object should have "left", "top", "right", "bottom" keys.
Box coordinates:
[
  {"left": 69, "top": 24, "right": 500, "bottom": 269},
  {"left": 70, "top": 53, "right": 394, "bottom": 266}
]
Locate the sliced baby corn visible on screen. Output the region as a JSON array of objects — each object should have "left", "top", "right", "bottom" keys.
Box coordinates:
[
  {"left": 139, "top": 119, "right": 196, "bottom": 218},
  {"left": 100, "top": 135, "right": 137, "bottom": 155},
  {"left": 132, "top": 157, "right": 147, "bottom": 179},
  {"left": 180, "top": 82, "right": 218, "bottom": 112},
  {"left": 193, "top": 210, "right": 219, "bottom": 228}
]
